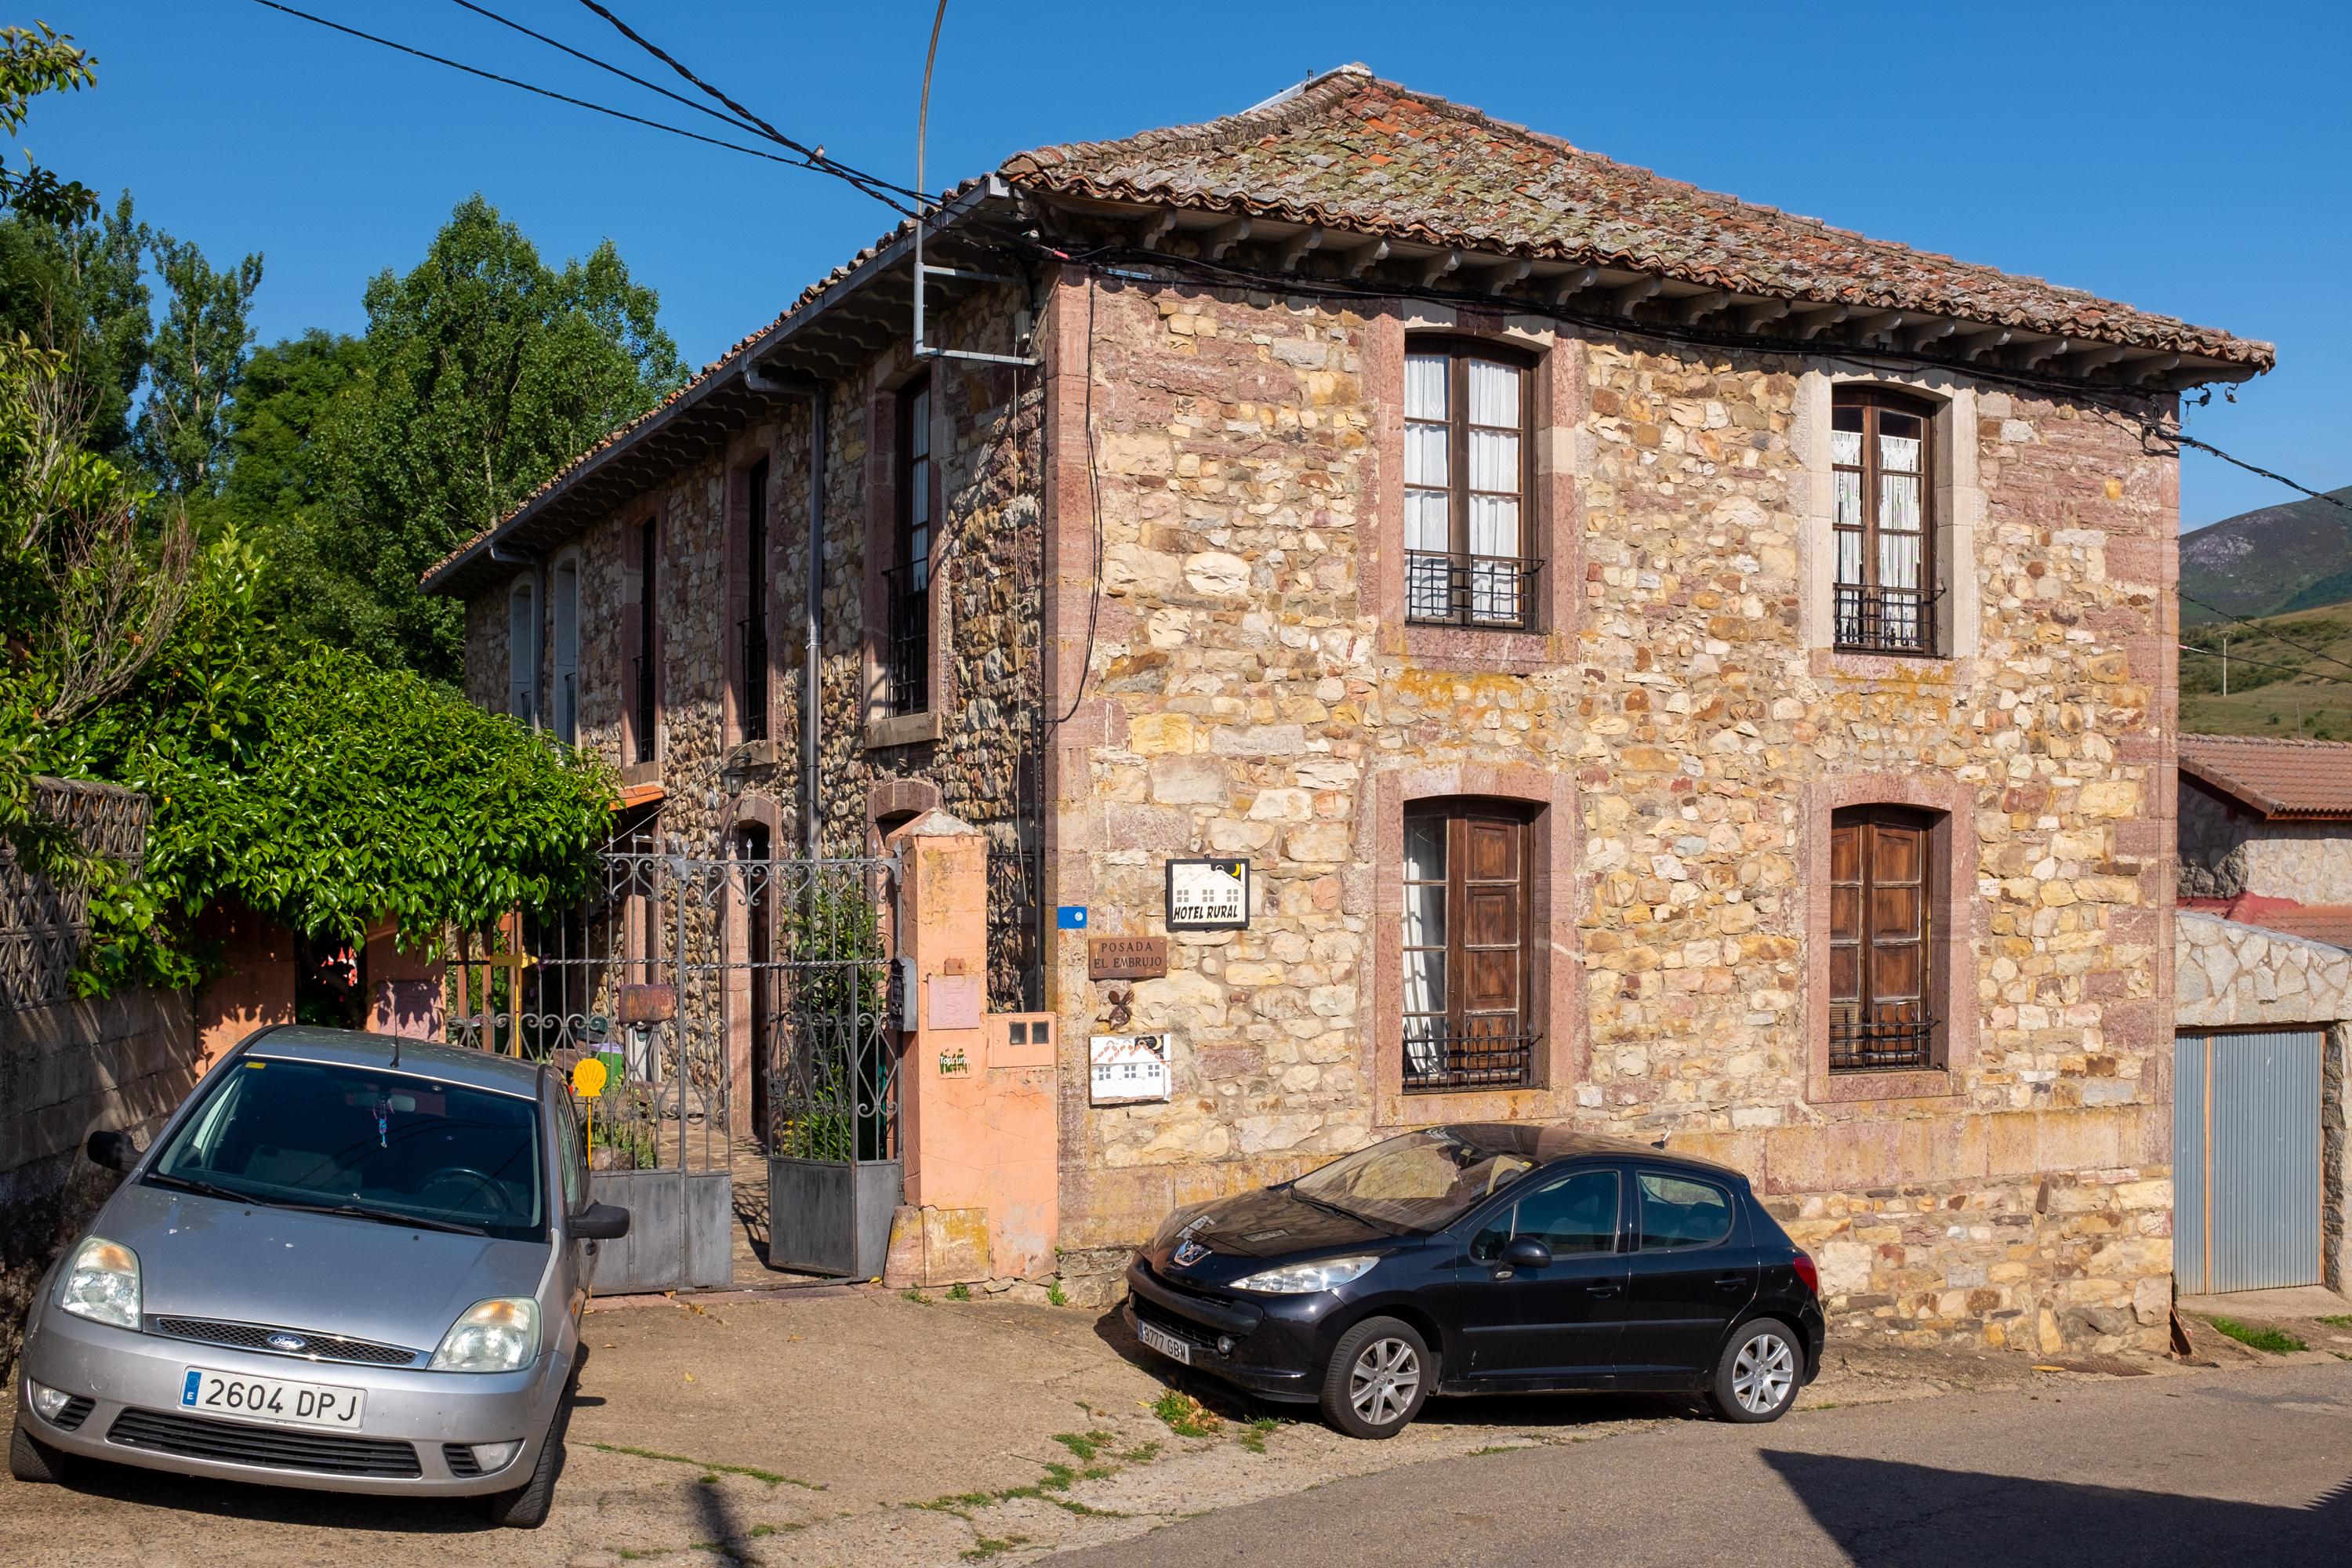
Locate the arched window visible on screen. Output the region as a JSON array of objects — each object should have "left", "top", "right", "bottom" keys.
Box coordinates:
[
  {"left": 1402, "top": 797, "right": 1537, "bottom": 1090},
  {"left": 1831, "top": 386, "right": 1937, "bottom": 654},
  {"left": 506, "top": 578, "right": 538, "bottom": 726},
  {"left": 550, "top": 556, "right": 579, "bottom": 744},
  {"left": 1403, "top": 339, "right": 1537, "bottom": 630},
  {"left": 1828, "top": 804, "right": 1940, "bottom": 1069}
]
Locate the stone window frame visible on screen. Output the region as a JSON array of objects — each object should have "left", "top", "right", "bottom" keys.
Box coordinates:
[
  {"left": 1366, "top": 303, "right": 1581, "bottom": 675},
  {"left": 1801, "top": 771, "right": 1979, "bottom": 1104},
  {"left": 724, "top": 427, "right": 784, "bottom": 757},
  {"left": 863, "top": 355, "right": 953, "bottom": 749},
  {"left": 1792, "top": 367, "right": 1982, "bottom": 674},
  {"left": 1361, "top": 760, "right": 1584, "bottom": 1126},
  {"left": 621, "top": 499, "right": 666, "bottom": 784}
]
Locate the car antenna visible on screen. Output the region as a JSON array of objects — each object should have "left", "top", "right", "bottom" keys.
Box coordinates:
[
  {"left": 390, "top": 1033, "right": 401, "bottom": 1069},
  {"left": 1651, "top": 1137, "right": 1668, "bottom": 1150}
]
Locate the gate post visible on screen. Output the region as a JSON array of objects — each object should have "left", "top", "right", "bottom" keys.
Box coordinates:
[{"left": 885, "top": 809, "right": 1061, "bottom": 1287}]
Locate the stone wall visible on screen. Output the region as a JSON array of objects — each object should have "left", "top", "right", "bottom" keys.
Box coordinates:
[
  {"left": 1041, "top": 272, "right": 2180, "bottom": 1353},
  {"left": 1, "top": 987, "right": 196, "bottom": 1385},
  {"left": 2179, "top": 781, "right": 2352, "bottom": 902}
]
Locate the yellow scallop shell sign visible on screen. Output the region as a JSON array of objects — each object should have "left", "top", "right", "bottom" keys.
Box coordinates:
[{"left": 570, "top": 1058, "right": 609, "bottom": 1098}]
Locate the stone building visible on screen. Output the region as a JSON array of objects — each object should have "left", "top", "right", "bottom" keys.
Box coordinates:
[{"left": 425, "top": 67, "right": 2274, "bottom": 1348}]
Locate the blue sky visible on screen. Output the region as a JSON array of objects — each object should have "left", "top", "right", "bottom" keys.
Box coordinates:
[{"left": 27, "top": 2, "right": 2350, "bottom": 526}]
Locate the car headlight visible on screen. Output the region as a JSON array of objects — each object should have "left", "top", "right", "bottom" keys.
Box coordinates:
[
  {"left": 430, "top": 1298, "right": 540, "bottom": 1373},
  {"left": 59, "top": 1237, "right": 140, "bottom": 1329},
  {"left": 1229, "top": 1255, "right": 1378, "bottom": 1294}
]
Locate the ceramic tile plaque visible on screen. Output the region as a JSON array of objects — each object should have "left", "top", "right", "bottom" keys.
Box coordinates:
[
  {"left": 1089, "top": 1033, "right": 1170, "bottom": 1105},
  {"left": 1165, "top": 858, "right": 1250, "bottom": 930}
]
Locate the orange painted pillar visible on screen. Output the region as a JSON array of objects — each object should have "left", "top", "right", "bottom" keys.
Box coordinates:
[{"left": 887, "top": 809, "right": 1060, "bottom": 1282}]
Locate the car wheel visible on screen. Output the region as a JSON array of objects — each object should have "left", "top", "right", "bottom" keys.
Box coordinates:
[
  {"left": 9, "top": 1421, "right": 71, "bottom": 1485},
  {"left": 1318, "top": 1316, "right": 1432, "bottom": 1439},
  {"left": 484, "top": 1374, "right": 576, "bottom": 1527},
  {"left": 1708, "top": 1319, "right": 1802, "bottom": 1423}
]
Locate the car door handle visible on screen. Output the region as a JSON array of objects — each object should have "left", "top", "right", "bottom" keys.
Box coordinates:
[
  {"left": 1714, "top": 1273, "right": 1746, "bottom": 1290},
  {"left": 1586, "top": 1281, "right": 1622, "bottom": 1298}
]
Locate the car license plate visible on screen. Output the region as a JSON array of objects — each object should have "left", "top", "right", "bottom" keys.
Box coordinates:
[
  {"left": 1135, "top": 1319, "right": 1193, "bottom": 1365},
  {"left": 180, "top": 1367, "right": 366, "bottom": 1430}
]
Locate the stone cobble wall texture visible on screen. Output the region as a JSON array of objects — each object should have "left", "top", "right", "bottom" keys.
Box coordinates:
[
  {"left": 463, "top": 265, "right": 2189, "bottom": 1354},
  {"left": 1, "top": 987, "right": 195, "bottom": 1387},
  {"left": 2178, "top": 782, "right": 2352, "bottom": 902},
  {"left": 1044, "top": 274, "right": 2181, "bottom": 1353}
]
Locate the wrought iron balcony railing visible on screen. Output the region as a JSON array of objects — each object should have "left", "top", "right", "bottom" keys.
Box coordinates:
[
  {"left": 1403, "top": 1026, "right": 1537, "bottom": 1092},
  {"left": 1404, "top": 550, "right": 1543, "bottom": 630},
  {"left": 884, "top": 563, "right": 929, "bottom": 717},
  {"left": 1833, "top": 583, "right": 1939, "bottom": 655},
  {"left": 1829, "top": 1011, "right": 1936, "bottom": 1072}
]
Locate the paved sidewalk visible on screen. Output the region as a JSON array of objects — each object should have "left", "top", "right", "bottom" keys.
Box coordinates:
[{"left": 0, "top": 1288, "right": 2237, "bottom": 1568}]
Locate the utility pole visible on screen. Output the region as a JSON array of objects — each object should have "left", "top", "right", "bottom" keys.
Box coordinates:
[{"left": 2221, "top": 634, "right": 2230, "bottom": 697}]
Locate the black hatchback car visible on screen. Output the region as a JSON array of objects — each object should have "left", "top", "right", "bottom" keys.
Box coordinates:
[{"left": 1124, "top": 1124, "right": 1824, "bottom": 1437}]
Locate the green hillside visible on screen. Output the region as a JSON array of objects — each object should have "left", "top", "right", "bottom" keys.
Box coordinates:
[
  {"left": 2179, "top": 599, "right": 2352, "bottom": 739},
  {"left": 2180, "top": 485, "right": 2352, "bottom": 626}
]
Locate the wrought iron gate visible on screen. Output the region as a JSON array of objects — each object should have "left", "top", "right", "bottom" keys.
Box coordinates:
[
  {"left": 760, "top": 856, "right": 902, "bottom": 1277},
  {"left": 445, "top": 853, "right": 751, "bottom": 1292}
]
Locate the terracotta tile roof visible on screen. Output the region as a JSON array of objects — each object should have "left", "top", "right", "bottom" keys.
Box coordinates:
[
  {"left": 2182, "top": 895, "right": 2352, "bottom": 951},
  {"left": 1003, "top": 65, "right": 2270, "bottom": 368},
  {"left": 2180, "top": 734, "right": 2352, "bottom": 819},
  {"left": 428, "top": 66, "right": 2272, "bottom": 593}
]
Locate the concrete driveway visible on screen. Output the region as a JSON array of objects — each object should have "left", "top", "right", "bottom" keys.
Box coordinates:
[{"left": 0, "top": 1284, "right": 2321, "bottom": 1567}]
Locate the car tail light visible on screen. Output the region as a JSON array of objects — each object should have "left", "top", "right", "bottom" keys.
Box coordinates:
[{"left": 1791, "top": 1251, "right": 1820, "bottom": 1295}]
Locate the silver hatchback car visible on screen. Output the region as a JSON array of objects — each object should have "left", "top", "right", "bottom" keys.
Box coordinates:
[{"left": 9, "top": 1025, "right": 628, "bottom": 1527}]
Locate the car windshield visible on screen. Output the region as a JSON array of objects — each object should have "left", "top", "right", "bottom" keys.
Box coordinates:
[
  {"left": 1290, "top": 1130, "right": 1536, "bottom": 1233},
  {"left": 146, "top": 1055, "right": 546, "bottom": 1242}
]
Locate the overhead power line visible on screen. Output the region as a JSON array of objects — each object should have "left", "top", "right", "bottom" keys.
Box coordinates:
[
  {"left": 569, "top": 0, "right": 921, "bottom": 210},
  {"left": 244, "top": 0, "right": 913, "bottom": 210},
  {"left": 2180, "top": 591, "right": 2352, "bottom": 683}
]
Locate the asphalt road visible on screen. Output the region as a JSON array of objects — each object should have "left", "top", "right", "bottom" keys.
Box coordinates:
[{"left": 1043, "top": 1361, "right": 2352, "bottom": 1568}]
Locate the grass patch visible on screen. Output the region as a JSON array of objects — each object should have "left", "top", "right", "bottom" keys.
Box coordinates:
[
  {"left": 1117, "top": 1440, "right": 1162, "bottom": 1465},
  {"left": 2205, "top": 1316, "right": 2307, "bottom": 1354},
  {"left": 946, "top": 1283, "right": 973, "bottom": 1301},
  {"left": 1239, "top": 1415, "right": 1279, "bottom": 1454},
  {"left": 1467, "top": 1443, "right": 1526, "bottom": 1457},
  {"left": 902, "top": 1288, "right": 932, "bottom": 1305},
  {"left": 1051, "top": 1498, "right": 1129, "bottom": 1518},
  {"left": 962, "top": 1536, "right": 1030, "bottom": 1562},
  {"left": 1047, "top": 1281, "right": 1070, "bottom": 1307},
  {"left": 1152, "top": 1388, "right": 1221, "bottom": 1437},
  {"left": 584, "top": 1442, "right": 821, "bottom": 1490},
  {"left": 1051, "top": 1430, "right": 1116, "bottom": 1463},
  {"left": 2318, "top": 1314, "right": 2352, "bottom": 1328}
]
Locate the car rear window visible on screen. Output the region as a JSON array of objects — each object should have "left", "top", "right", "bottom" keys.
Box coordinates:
[
  {"left": 147, "top": 1056, "right": 545, "bottom": 1241},
  {"left": 1635, "top": 1171, "right": 1733, "bottom": 1250}
]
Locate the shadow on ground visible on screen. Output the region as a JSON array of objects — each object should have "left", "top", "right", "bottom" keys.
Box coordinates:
[
  {"left": 1763, "top": 1451, "right": 2352, "bottom": 1568},
  {"left": 1090, "top": 1303, "right": 1712, "bottom": 1432}
]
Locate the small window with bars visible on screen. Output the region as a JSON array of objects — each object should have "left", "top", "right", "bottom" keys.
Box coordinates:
[
  {"left": 1404, "top": 341, "right": 1540, "bottom": 630},
  {"left": 1828, "top": 805, "right": 1939, "bottom": 1071},
  {"left": 1403, "top": 800, "right": 1537, "bottom": 1091},
  {"left": 887, "top": 378, "right": 932, "bottom": 717},
  {"left": 1831, "top": 387, "right": 1938, "bottom": 655}
]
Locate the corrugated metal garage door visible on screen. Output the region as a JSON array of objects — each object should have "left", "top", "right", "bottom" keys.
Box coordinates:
[{"left": 2173, "top": 1031, "right": 2322, "bottom": 1294}]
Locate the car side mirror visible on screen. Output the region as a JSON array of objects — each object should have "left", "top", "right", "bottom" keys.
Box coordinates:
[
  {"left": 1501, "top": 1236, "right": 1552, "bottom": 1270},
  {"left": 85, "top": 1130, "right": 139, "bottom": 1172},
  {"left": 572, "top": 1202, "right": 630, "bottom": 1241}
]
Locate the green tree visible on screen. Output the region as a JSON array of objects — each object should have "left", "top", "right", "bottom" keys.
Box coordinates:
[
  {"left": 67, "top": 532, "right": 615, "bottom": 991},
  {"left": 0, "top": 192, "right": 148, "bottom": 463},
  {"left": 0, "top": 21, "right": 95, "bottom": 226},
  {"left": 136, "top": 234, "right": 263, "bottom": 495},
  {"left": 205, "top": 327, "right": 378, "bottom": 645},
  {"left": 326, "top": 194, "right": 683, "bottom": 677}
]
